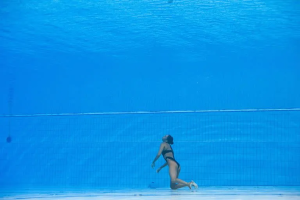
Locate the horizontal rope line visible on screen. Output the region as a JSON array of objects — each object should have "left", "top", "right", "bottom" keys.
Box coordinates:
[{"left": 0, "top": 108, "right": 300, "bottom": 117}]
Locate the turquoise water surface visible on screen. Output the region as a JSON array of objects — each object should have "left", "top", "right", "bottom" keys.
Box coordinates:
[{"left": 0, "top": 0, "right": 299, "bottom": 191}]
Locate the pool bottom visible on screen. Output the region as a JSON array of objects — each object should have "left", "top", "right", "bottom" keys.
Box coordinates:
[{"left": 1, "top": 186, "right": 300, "bottom": 200}]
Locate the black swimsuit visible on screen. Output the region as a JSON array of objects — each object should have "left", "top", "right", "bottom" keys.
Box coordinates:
[{"left": 162, "top": 144, "right": 180, "bottom": 168}]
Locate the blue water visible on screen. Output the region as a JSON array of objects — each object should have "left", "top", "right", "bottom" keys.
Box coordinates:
[{"left": 0, "top": 0, "right": 300, "bottom": 191}]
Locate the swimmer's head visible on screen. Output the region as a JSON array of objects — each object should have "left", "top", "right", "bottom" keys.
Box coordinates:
[{"left": 162, "top": 135, "right": 174, "bottom": 144}]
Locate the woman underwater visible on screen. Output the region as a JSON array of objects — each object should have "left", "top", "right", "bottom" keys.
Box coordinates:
[{"left": 152, "top": 135, "right": 198, "bottom": 190}]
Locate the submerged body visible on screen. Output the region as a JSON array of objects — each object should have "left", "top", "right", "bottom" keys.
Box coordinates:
[
  {"left": 162, "top": 143, "right": 181, "bottom": 168},
  {"left": 152, "top": 135, "right": 198, "bottom": 190}
]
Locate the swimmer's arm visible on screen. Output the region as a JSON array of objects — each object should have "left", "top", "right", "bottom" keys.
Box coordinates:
[
  {"left": 156, "top": 162, "right": 168, "bottom": 173},
  {"left": 152, "top": 143, "right": 165, "bottom": 164},
  {"left": 159, "top": 162, "right": 168, "bottom": 170}
]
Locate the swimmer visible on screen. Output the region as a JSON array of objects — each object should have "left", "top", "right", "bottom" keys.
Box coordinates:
[{"left": 151, "top": 135, "right": 198, "bottom": 190}]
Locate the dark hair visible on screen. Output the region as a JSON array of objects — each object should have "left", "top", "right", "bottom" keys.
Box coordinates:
[{"left": 167, "top": 135, "right": 174, "bottom": 144}]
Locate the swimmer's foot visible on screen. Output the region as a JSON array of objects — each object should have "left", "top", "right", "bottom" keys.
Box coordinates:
[
  {"left": 190, "top": 180, "right": 198, "bottom": 189},
  {"left": 187, "top": 182, "right": 192, "bottom": 189}
]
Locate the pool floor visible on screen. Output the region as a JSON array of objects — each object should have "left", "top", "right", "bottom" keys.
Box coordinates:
[{"left": 1, "top": 187, "right": 300, "bottom": 200}]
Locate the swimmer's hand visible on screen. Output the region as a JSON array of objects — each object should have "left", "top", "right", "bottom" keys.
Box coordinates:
[
  {"left": 156, "top": 168, "right": 161, "bottom": 173},
  {"left": 151, "top": 162, "right": 155, "bottom": 168}
]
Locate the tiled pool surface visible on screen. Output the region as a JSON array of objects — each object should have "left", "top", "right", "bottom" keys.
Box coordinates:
[{"left": 1, "top": 187, "right": 300, "bottom": 200}]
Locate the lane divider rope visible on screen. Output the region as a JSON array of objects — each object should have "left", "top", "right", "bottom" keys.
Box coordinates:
[{"left": 1, "top": 108, "right": 300, "bottom": 117}]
